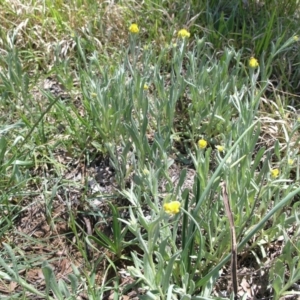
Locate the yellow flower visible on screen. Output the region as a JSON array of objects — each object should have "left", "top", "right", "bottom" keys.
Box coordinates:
[
  {"left": 142, "top": 168, "right": 149, "bottom": 175},
  {"left": 249, "top": 57, "right": 259, "bottom": 68},
  {"left": 293, "top": 35, "right": 299, "bottom": 42},
  {"left": 143, "top": 84, "right": 149, "bottom": 90},
  {"left": 163, "top": 201, "right": 181, "bottom": 215},
  {"left": 288, "top": 159, "right": 294, "bottom": 165},
  {"left": 198, "top": 139, "right": 207, "bottom": 149},
  {"left": 270, "top": 168, "right": 279, "bottom": 178},
  {"left": 216, "top": 145, "right": 225, "bottom": 152},
  {"left": 178, "top": 29, "right": 190, "bottom": 39},
  {"left": 91, "top": 92, "right": 97, "bottom": 97},
  {"left": 129, "top": 23, "right": 139, "bottom": 34}
]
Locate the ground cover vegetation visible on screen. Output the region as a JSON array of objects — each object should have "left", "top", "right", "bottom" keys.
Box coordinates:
[{"left": 0, "top": 0, "right": 300, "bottom": 299}]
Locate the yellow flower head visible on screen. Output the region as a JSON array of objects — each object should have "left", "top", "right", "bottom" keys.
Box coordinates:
[
  {"left": 270, "top": 168, "right": 279, "bottom": 179},
  {"left": 249, "top": 57, "right": 259, "bottom": 68},
  {"left": 198, "top": 139, "right": 207, "bottom": 149},
  {"left": 288, "top": 159, "right": 294, "bottom": 166},
  {"left": 216, "top": 145, "right": 225, "bottom": 152},
  {"left": 164, "top": 201, "right": 181, "bottom": 215},
  {"left": 142, "top": 168, "right": 149, "bottom": 175},
  {"left": 129, "top": 23, "right": 139, "bottom": 34},
  {"left": 178, "top": 29, "right": 190, "bottom": 39},
  {"left": 143, "top": 84, "right": 149, "bottom": 90},
  {"left": 293, "top": 35, "right": 299, "bottom": 42}
]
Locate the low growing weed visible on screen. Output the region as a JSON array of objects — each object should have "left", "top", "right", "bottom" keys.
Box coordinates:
[{"left": 0, "top": 1, "right": 300, "bottom": 299}]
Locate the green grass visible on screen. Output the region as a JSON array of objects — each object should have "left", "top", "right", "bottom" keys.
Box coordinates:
[{"left": 1, "top": 0, "right": 300, "bottom": 299}]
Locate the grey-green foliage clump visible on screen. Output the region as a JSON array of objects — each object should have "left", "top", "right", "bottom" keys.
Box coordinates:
[{"left": 0, "top": 0, "right": 300, "bottom": 299}]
